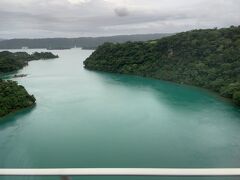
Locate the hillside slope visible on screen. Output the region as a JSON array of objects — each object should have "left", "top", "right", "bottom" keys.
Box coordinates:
[
  {"left": 0, "top": 34, "right": 170, "bottom": 50},
  {"left": 84, "top": 26, "right": 240, "bottom": 105},
  {"left": 0, "top": 80, "right": 36, "bottom": 117},
  {"left": 0, "top": 51, "right": 58, "bottom": 73}
]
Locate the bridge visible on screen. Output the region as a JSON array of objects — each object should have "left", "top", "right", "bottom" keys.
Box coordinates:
[{"left": 0, "top": 168, "right": 240, "bottom": 179}]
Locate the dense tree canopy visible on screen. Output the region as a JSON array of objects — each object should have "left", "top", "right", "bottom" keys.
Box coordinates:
[
  {"left": 84, "top": 26, "right": 240, "bottom": 106},
  {"left": 0, "top": 51, "right": 58, "bottom": 73},
  {"left": 0, "top": 51, "right": 58, "bottom": 118},
  {"left": 0, "top": 80, "right": 36, "bottom": 117}
]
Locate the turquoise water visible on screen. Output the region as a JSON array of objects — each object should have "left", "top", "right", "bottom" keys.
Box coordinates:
[{"left": 0, "top": 49, "right": 240, "bottom": 180}]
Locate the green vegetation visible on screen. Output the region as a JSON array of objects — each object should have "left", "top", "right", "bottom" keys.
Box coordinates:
[
  {"left": 84, "top": 26, "right": 240, "bottom": 106},
  {"left": 0, "top": 80, "right": 36, "bottom": 117},
  {"left": 0, "top": 34, "right": 170, "bottom": 50},
  {"left": 0, "top": 51, "right": 58, "bottom": 118},
  {"left": 30, "top": 52, "right": 59, "bottom": 60},
  {"left": 0, "top": 51, "right": 58, "bottom": 73}
]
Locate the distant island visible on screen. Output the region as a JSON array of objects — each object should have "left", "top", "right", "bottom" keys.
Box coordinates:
[
  {"left": 13, "top": 74, "right": 28, "bottom": 78},
  {"left": 84, "top": 26, "right": 240, "bottom": 106},
  {"left": 0, "top": 33, "right": 170, "bottom": 50},
  {"left": 0, "top": 51, "right": 58, "bottom": 118}
]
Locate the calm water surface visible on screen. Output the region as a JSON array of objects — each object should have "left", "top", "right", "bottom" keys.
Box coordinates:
[{"left": 0, "top": 49, "right": 240, "bottom": 180}]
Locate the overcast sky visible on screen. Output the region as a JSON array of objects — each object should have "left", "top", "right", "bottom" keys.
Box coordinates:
[{"left": 0, "top": 0, "right": 240, "bottom": 38}]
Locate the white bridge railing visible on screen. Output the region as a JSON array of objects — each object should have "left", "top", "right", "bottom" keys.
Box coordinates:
[{"left": 0, "top": 168, "right": 240, "bottom": 179}]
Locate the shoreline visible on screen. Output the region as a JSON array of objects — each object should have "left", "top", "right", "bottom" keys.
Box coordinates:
[
  {"left": 84, "top": 67, "right": 238, "bottom": 107},
  {"left": 0, "top": 103, "right": 36, "bottom": 122}
]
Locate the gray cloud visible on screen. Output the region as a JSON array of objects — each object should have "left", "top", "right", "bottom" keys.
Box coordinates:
[
  {"left": 114, "top": 7, "right": 129, "bottom": 17},
  {"left": 0, "top": 0, "right": 239, "bottom": 38}
]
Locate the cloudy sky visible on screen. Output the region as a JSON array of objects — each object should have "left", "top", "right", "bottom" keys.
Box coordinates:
[{"left": 0, "top": 0, "right": 240, "bottom": 38}]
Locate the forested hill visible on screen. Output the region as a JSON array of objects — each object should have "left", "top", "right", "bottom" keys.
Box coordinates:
[
  {"left": 0, "top": 34, "right": 170, "bottom": 50},
  {"left": 0, "top": 51, "right": 58, "bottom": 73},
  {"left": 84, "top": 26, "right": 240, "bottom": 106},
  {"left": 0, "top": 51, "right": 58, "bottom": 118},
  {"left": 0, "top": 80, "right": 36, "bottom": 117}
]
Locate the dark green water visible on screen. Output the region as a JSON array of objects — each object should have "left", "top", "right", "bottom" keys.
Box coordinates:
[{"left": 0, "top": 49, "right": 240, "bottom": 180}]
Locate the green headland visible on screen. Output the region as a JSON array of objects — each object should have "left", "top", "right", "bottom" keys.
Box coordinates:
[
  {"left": 0, "top": 51, "right": 58, "bottom": 117},
  {"left": 84, "top": 26, "right": 240, "bottom": 106}
]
